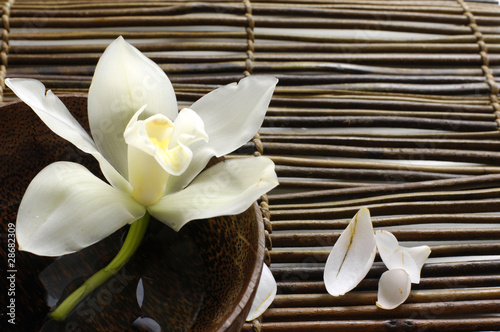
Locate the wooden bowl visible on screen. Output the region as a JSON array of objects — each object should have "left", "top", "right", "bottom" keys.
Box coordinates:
[{"left": 0, "top": 96, "right": 265, "bottom": 331}]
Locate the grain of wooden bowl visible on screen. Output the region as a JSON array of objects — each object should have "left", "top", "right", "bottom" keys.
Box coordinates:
[{"left": 0, "top": 95, "right": 265, "bottom": 332}]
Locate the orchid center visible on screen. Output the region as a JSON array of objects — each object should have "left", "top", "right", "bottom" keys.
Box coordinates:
[
  {"left": 144, "top": 117, "right": 186, "bottom": 173},
  {"left": 150, "top": 137, "right": 171, "bottom": 151},
  {"left": 125, "top": 108, "right": 208, "bottom": 206}
]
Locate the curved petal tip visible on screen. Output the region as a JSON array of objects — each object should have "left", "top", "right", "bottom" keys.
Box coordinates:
[
  {"left": 246, "top": 264, "right": 277, "bottom": 321},
  {"left": 376, "top": 269, "right": 412, "bottom": 310}
]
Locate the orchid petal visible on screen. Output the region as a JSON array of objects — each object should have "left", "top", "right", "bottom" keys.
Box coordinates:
[
  {"left": 190, "top": 76, "right": 277, "bottom": 157},
  {"left": 324, "top": 208, "right": 377, "bottom": 296},
  {"left": 246, "top": 264, "right": 277, "bottom": 321},
  {"left": 376, "top": 269, "right": 412, "bottom": 310},
  {"left": 171, "top": 108, "right": 208, "bottom": 148},
  {"left": 163, "top": 143, "right": 215, "bottom": 194},
  {"left": 375, "top": 230, "right": 430, "bottom": 284},
  {"left": 166, "top": 76, "right": 278, "bottom": 193},
  {"left": 406, "top": 245, "right": 432, "bottom": 273},
  {"left": 375, "top": 230, "right": 418, "bottom": 283},
  {"left": 127, "top": 145, "right": 171, "bottom": 206},
  {"left": 16, "top": 162, "right": 146, "bottom": 256},
  {"left": 88, "top": 36, "right": 177, "bottom": 177},
  {"left": 5, "top": 78, "right": 132, "bottom": 193},
  {"left": 148, "top": 156, "right": 278, "bottom": 231}
]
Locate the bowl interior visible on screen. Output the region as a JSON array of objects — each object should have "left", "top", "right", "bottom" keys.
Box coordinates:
[{"left": 0, "top": 96, "right": 264, "bottom": 331}]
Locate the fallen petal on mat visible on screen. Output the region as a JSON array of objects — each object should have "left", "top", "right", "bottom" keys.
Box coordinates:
[{"left": 324, "top": 208, "right": 377, "bottom": 296}]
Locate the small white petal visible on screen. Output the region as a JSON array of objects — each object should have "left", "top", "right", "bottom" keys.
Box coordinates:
[
  {"left": 136, "top": 278, "right": 144, "bottom": 308},
  {"left": 375, "top": 230, "right": 418, "bottom": 283},
  {"left": 123, "top": 105, "right": 156, "bottom": 155},
  {"left": 88, "top": 36, "right": 178, "bottom": 177},
  {"left": 148, "top": 156, "right": 278, "bottom": 231},
  {"left": 171, "top": 108, "right": 208, "bottom": 148},
  {"left": 16, "top": 162, "right": 146, "bottom": 256},
  {"left": 375, "top": 230, "right": 430, "bottom": 284},
  {"left": 375, "top": 229, "right": 399, "bottom": 254},
  {"left": 376, "top": 269, "right": 412, "bottom": 310},
  {"left": 5, "top": 78, "right": 132, "bottom": 193},
  {"left": 190, "top": 76, "right": 277, "bottom": 157},
  {"left": 246, "top": 264, "right": 277, "bottom": 321},
  {"left": 324, "top": 208, "right": 377, "bottom": 296},
  {"left": 406, "top": 245, "right": 432, "bottom": 272}
]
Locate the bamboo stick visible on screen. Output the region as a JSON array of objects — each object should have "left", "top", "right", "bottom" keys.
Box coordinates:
[
  {"left": 262, "top": 142, "right": 500, "bottom": 164},
  {"left": 275, "top": 165, "right": 462, "bottom": 182},
  {"left": 8, "top": 30, "right": 247, "bottom": 41},
  {"left": 12, "top": 43, "right": 500, "bottom": 54},
  {"left": 267, "top": 97, "right": 494, "bottom": 112},
  {"left": 276, "top": 275, "right": 500, "bottom": 294},
  {"left": 241, "top": 318, "right": 500, "bottom": 332},
  {"left": 270, "top": 243, "right": 500, "bottom": 263},
  {"left": 9, "top": 15, "right": 249, "bottom": 29},
  {"left": 271, "top": 187, "right": 500, "bottom": 210},
  {"left": 269, "top": 174, "right": 500, "bottom": 204},
  {"left": 271, "top": 199, "right": 500, "bottom": 221},
  {"left": 271, "top": 228, "right": 500, "bottom": 247},
  {"left": 254, "top": 54, "right": 500, "bottom": 65},
  {"left": 270, "top": 74, "right": 489, "bottom": 85},
  {"left": 272, "top": 214, "right": 500, "bottom": 230},
  {"left": 8, "top": 5, "right": 474, "bottom": 26},
  {"left": 262, "top": 299, "right": 500, "bottom": 322},
  {"left": 271, "top": 288, "right": 500, "bottom": 308},
  {"left": 270, "top": 260, "right": 500, "bottom": 281}
]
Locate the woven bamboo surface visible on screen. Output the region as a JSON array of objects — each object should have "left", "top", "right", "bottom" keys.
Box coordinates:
[{"left": 2, "top": 0, "right": 500, "bottom": 331}]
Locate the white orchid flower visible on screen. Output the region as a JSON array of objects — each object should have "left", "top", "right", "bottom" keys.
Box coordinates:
[
  {"left": 8, "top": 36, "right": 278, "bottom": 257},
  {"left": 323, "top": 208, "right": 431, "bottom": 309},
  {"left": 8, "top": 36, "right": 279, "bottom": 320}
]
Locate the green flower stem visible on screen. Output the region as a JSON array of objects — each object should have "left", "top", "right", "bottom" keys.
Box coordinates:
[{"left": 50, "top": 213, "right": 150, "bottom": 321}]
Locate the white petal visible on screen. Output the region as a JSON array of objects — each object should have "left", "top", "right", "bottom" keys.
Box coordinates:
[
  {"left": 88, "top": 36, "right": 177, "bottom": 177},
  {"left": 127, "top": 145, "right": 171, "bottom": 206},
  {"left": 16, "top": 162, "right": 146, "bottom": 256},
  {"left": 5, "top": 78, "right": 132, "bottom": 193},
  {"left": 323, "top": 208, "right": 376, "bottom": 296},
  {"left": 406, "top": 245, "right": 432, "bottom": 273},
  {"left": 161, "top": 109, "right": 210, "bottom": 194},
  {"left": 375, "top": 230, "right": 430, "bottom": 284},
  {"left": 163, "top": 142, "right": 215, "bottom": 194},
  {"left": 165, "top": 76, "right": 278, "bottom": 193},
  {"left": 171, "top": 108, "right": 208, "bottom": 147},
  {"left": 375, "top": 230, "right": 418, "bottom": 283},
  {"left": 123, "top": 105, "right": 156, "bottom": 156},
  {"left": 190, "top": 76, "right": 277, "bottom": 157},
  {"left": 148, "top": 156, "right": 278, "bottom": 231},
  {"left": 376, "top": 269, "right": 412, "bottom": 310},
  {"left": 375, "top": 229, "right": 399, "bottom": 253},
  {"left": 246, "top": 264, "right": 277, "bottom": 321}
]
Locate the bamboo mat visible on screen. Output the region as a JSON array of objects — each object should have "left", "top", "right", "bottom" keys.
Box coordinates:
[{"left": 2, "top": 0, "right": 500, "bottom": 331}]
